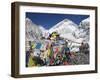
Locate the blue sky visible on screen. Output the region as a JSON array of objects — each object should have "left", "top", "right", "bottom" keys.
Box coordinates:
[{"left": 26, "top": 12, "right": 89, "bottom": 29}]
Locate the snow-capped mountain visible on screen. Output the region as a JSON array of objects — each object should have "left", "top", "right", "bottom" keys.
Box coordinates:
[
  {"left": 49, "top": 19, "right": 79, "bottom": 34},
  {"left": 26, "top": 18, "right": 42, "bottom": 41},
  {"left": 79, "top": 17, "right": 90, "bottom": 29},
  {"left": 39, "top": 25, "right": 49, "bottom": 38},
  {"left": 39, "top": 25, "right": 47, "bottom": 33},
  {"left": 69, "top": 17, "right": 90, "bottom": 52},
  {"left": 49, "top": 19, "right": 81, "bottom": 43},
  {"left": 79, "top": 17, "right": 90, "bottom": 43}
]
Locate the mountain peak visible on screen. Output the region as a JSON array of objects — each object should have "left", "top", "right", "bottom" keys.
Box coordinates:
[
  {"left": 79, "top": 17, "right": 90, "bottom": 29},
  {"left": 49, "top": 18, "right": 78, "bottom": 33},
  {"left": 82, "top": 17, "right": 90, "bottom": 23},
  {"left": 26, "top": 18, "right": 32, "bottom": 23},
  {"left": 26, "top": 18, "right": 39, "bottom": 27},
  {"left": 62, "top": 18, "right": 73, "bottom": 23}
]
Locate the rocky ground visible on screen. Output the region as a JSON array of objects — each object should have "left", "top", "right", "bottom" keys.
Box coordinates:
[{"left": 69, "top": 52, "right": 89, "bottom": 65}]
